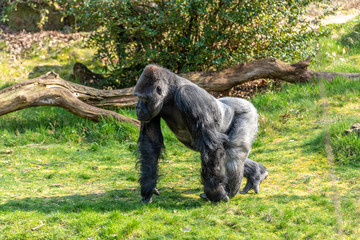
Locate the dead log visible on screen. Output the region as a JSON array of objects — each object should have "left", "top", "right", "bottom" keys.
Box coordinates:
[
  {"left": 0, "top": 72, "right": 140, "bottom": 127},
  {"left": 73, "top": 57, "right": 360, "bottom": 92},
  {"left": 344, "top": 122, "right": 360, "bottom": 136},
  {"left": 182, "top": 57, "right": 360, "bottom": 91}
]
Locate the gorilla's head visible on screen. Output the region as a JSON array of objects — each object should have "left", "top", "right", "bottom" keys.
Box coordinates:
[
  {"left": 133, "top": 65, "right": 171, "bottom": 122},
  {"left": 204, "top": 183, "right": 229, "bottom": 202}
]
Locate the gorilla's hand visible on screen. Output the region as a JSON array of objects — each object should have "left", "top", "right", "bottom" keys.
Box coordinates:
[
  {"left": 141, "top": 188, "right": 160, "bottom": 203},
  {"left": 200, "top": 192, "right": 229, "bottom": 202}
]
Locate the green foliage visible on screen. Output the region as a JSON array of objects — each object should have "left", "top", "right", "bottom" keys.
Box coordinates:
[
  {"left": 2, "top": 0, "right": 63, "bottom": 31},
  {"left": 3, "top": 0, "right": 333, "bottom": 87},
  {"left": 340, "top": 18, "right": 360, "bottom": 48},
  {"left": 58, "top": 0, "right": 331, "bottom": 87}
]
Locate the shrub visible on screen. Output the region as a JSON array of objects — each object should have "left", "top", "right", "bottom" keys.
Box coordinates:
[
  {"left": 1, "top": 0, "right": 90, "bottom": 32},
  {"left": 4, "top": 0, "right": 333, "bottom": 88},
  {"left": 63, "top": 0, "right": 332, "bottom": 88},
  {"left": 2, "top": 0, "right": 67, "bottom": 31}
]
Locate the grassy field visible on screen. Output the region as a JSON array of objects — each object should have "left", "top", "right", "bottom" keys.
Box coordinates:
[{"left": 1, "top": 17, "right": 360, "bottom": 239}]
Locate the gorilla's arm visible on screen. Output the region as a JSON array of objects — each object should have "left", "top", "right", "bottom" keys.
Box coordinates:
[
  {"left": 174, "top": 85, "right": 229, "bottom": 202},
  {"left": 138, "top": 115, "right": 164, "bottom": 203}
]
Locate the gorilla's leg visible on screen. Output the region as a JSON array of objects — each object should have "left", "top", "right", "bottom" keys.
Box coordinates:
[
  {"left": 224, "top": 112, "right": 257, "bottom": 197},
  {"left": 255, "top": 168, "right": 269, "bottom": 193},
  {"left": 240, "top": 181, "right": 253, "bottom": 194},
  {"left": 242, "top": 179, "right": 262, "bottom": 194},
  {"left": 240, "top": 158, "right": 268, "bottom": 194}
]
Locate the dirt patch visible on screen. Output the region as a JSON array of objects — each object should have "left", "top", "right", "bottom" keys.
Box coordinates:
[
  {"left": 0, "top": 25, "right": 87, "bottom": 60},
  {"left": 307, "top": 0, "right": 360, "bottom": 25},
  {"left": 323, "top": 14, "right": 358, "bottom": 25},
  {"left": 321, "top": 0, "right": 360, "bottom": 25},
  {"left": 230, "top": 79, "right": 282, "bottom": 99},
  {"left": 336, "top": 0, "right": 360, "bottom": 11}
]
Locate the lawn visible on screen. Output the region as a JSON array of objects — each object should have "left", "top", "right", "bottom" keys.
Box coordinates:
[{"left": 0, "top": 17, "right": 359, "bottom": 240}]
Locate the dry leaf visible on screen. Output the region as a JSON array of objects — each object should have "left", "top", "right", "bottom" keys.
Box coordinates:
[{"left": 181, "top": 227, "right": 191, "bottom": 232}]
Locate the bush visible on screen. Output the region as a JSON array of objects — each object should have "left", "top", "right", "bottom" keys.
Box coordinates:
[
  {"left": 2, "top": 0, "right": 67, "bottom": 31},
  {"left": 4, "top": 0, "right": 333, "bottom": 88},
  {"left": 1, "top": 0, "right": 90, "bottom": 32},
  {"left": 63, "top": 0, "right": 332, "bottom": 88}
]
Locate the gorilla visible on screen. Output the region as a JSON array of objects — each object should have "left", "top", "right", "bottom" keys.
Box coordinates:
[
  {"left": 240, "top": 158, "right": 268, "bottom": 194},
  {"left": 133, "top": 64, "right": 258, "bottom": 203}
]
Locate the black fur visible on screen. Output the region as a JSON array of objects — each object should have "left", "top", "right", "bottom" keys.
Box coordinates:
[
  {"left": 134, "top": 64, "right": 259, "bottom": 203},
  {"left": 137, "top": 115, "right": 164, "bottom": 203}
]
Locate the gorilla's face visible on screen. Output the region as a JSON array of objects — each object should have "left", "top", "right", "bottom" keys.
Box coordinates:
[
  {"left": 134, "top": 92, "right": 163, "bottom": 122},
  {"left": 133, "top": 66, "right": 167, "bottom": 122}
]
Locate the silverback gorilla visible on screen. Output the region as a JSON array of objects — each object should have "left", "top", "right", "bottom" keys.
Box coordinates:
[{"left": 133, "top": 64, "right": 258, "bottom": 203}]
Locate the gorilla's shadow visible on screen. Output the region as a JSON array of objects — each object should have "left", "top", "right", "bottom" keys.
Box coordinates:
[{"left": 0, "top": 189, "right": 204, "bottom": 213}]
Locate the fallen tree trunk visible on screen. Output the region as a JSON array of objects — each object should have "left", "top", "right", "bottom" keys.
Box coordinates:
[
  {"left": 1, "top": 57, "right": 360, "bottom": 126},
  {"left": 74, "top": 57, "right": 360, "bottom": 92},
  {"left": 181, "top": 57, "right": 360, "bottom": 91},
  {"left": 0, "top": 72, "right": 140, "bottom": 127}
]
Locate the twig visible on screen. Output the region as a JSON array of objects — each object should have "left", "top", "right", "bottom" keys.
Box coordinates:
[
  {"left": 30, "top": 161, "right": 72, "bottom": 167},
  {"left": 31, "top": 220, "right": 44, "bottom": 231},
  {"left": 0, "top": 149, "right": 14, "bottom": 154},
  {"left": 19, "top": 141, "right": 45, "bottom": 148}
]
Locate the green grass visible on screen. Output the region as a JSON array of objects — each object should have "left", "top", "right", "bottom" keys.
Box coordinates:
[{"left": 1, "top": 17, "right": 360, "bottom": 239}]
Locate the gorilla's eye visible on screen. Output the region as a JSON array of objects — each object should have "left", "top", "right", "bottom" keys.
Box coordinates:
[{"left": 156, "top": 86, "right": 162, "bottom": 95}]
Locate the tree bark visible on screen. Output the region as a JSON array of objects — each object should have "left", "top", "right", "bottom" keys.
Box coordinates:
[
  {"left": 0, "top": 72, "right": 140, "bottom": 127},
  {"left": 1, "top": 57, "right": 360, "bottom": 126},
  {"left": 181, "top": 57, "right": 360, "bottom": 91},
  {"left": 73, "top": 57, "right": 360, "bottom": 93}
]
